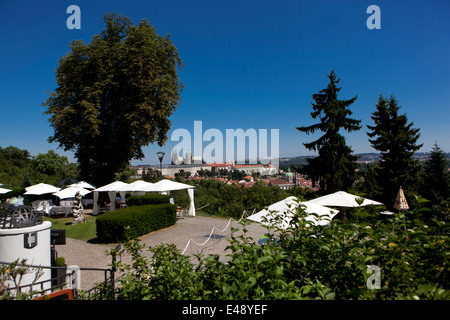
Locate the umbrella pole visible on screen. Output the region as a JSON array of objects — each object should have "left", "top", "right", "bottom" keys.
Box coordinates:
[{"left": 401, "top": 209, "right": 406, "bottom": 231}]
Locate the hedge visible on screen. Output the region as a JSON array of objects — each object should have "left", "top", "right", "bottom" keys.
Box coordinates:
[
  {"left": 96, "top": 204, "right": 176, "bottom": 243},
  {"left": 126, "top": 194, "right": 170, "bottom": 207}
]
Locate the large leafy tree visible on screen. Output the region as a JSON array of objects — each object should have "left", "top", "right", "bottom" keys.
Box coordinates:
[
  {"left": 296, "top": 71, "right": 361, "bottom": 192},
  {"left": 32, "top": 150, "right": 79, "bottom": 185},
  {"left": 43, "top": 13, "right": 183, "bottom": 186},
  {"left": 367, "top": 95, "right": 422, "bottom": 207}
]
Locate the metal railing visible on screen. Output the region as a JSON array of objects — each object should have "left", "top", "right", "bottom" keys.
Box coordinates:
[{"left": 0, "top": 261, "right": 116, "bottom": 300}]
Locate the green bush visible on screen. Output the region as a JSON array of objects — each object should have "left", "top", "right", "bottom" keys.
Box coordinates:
[
  {"left": 96, "top": 204, "right": 176, "bottom": 243},
  {"left": 126, "top": 194, "right": 170, "bottom": 207},
  {"left": 88, "top": 198, "right": 449, "bottom": 300},
  {"left": 56, "top": 257, "right": 66, "bottom": 267}
]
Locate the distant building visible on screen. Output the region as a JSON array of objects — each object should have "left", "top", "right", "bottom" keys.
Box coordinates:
[
  {"left": 209, "top": 163, "right": 234, "bottom": 172},
  {"left": 171, "top": 148, "right": 202, "bottom": 165},
  {"left": 285, "top": 170, "right": 294, "bottom": 182},
  {"left": 133, "top": 149, "right": 278, "bottom": 179},
  {"left": 234, "top": 163, "right": 277, "bottom": 176},
  {"left": 269, "top": 178, "right": 294, "bottom": 190},
  {"left": 133, "top": 164, "right": 211, "bottom": 178}
]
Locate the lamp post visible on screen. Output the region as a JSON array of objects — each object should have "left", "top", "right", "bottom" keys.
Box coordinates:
[{"left": 157, "top": 151, "right": 165, "bottom": 180}]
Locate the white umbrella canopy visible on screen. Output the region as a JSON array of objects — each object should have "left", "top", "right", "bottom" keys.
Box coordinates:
[
  {"left": 307, "top": 191, "right": 383, "bottom": 208},
  {"left": 93, "top": 181, "right": 129, "bottom": 192},
  {"left": 247, "top": 196, "right": 340, "bottom": 229},
  {"left": 0, "top": 187, "right": 12, "bottom": 194},
  {"left": 68, "top": 181, "right": 96, "bottom": 190},
  {"left": 24, "top": 183, "right": 61, "bottom": 195},
  {"left": 141, "top": 179, "right": 194, "bottom": 192},
  {"left": 53, "top": 187, "right": 91, "bottom": 199},
  {"left": 93, "top": 181, "right": 129, "bottom": 215},
  {"left": 116, "top": 180, "right": 154, "bottom": 192},
  {"left": 141, "top": 179, "right": 196, "bottom": 216}
]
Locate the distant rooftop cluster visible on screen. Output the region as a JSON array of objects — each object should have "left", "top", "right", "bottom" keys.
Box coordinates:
[{"left": 131, "top": 159, "right": 317, "bottom": 191}]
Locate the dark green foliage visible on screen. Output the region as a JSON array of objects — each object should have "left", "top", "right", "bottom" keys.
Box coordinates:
[
  {"left": 187, "top": 179, "right": 307, "bottom": 219},
  {"left": 95, "top": 204, "right": 176, "bottom": 243},
  {"left": 422, "top": 143, "right": 450, "bottom": 203},
  {"left": 297, "top": 71, "right": 361, "bottom": 192},
  {"left": 367, "top": 95, "right": 422, "bottom": 207},
  {"left": 89, "top": 200, "right": 449, "bottom": 300},
  {"left": 126, "top": 194, "right": 170, "bottom": 207},
  {"left": 43, "top": 13, "right": 183, "bottom": 186},
  {"left": 0, "top": 146, "right": 79, "bottom": 187},
  {"left": 141, "top": 167, "right": 161, "bottom": 183}
]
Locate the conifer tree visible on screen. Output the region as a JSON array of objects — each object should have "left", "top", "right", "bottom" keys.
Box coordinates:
[
  {"left": 297, "top": 71, "right": 361, "bottom": 192},
  {"left": 367, "top": 95, "right": 422, "bottom": 207},
  {"left": 422, "top": 143, "right": 450, "bottom": 203}
]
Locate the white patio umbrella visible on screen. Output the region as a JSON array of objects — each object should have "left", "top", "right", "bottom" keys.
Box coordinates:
[
  {"left": 308, "top": 191, "right": 383, "bottom": 208},
  {"left": 92, "top": 181, "right": 129, "bottom": 215},
  {"left": 24, "top": 183, "right": 61, "bottom": 195},
  {"left": 142, "top": 179, "right": 196, "bottom": 216},
  {"left": 142, "top": 179, "right": 195, "bottom": 192},
  {"left": 93, "top": 181, "right": 129, "bottom": 193},
  {"left": 247, "top": 196, "right": 339, "bottom": 229},
  {"left": 0, "top": 187, "right": 12, "bottom": 194},
  {"left": 68, "top": 181, "right": 96, "bottom": 190},
  {"left": 116, "top": 180, "right": 154, "bottom": 192},
  {"left": 53, "top": 187, "right": 91, "bottom": 199}
]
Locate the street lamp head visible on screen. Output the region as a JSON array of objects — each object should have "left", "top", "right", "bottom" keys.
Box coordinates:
[
  {"left": 157, "top": 151, "right": 165, "bottom": 180},
  {"left": 157, "top": 151, "right": 165, "bottom": 162}
]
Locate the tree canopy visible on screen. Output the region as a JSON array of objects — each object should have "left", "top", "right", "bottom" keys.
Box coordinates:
[
  {"left": 422, "top": 143, "right": 450, "bottom": 203},
  {"left": 367, "top": 95, "right": 422, "bottom": 207},
  {"left": 43, "top": 13, "right": 183, "bottom": 186},
  {"left": 296, "top": 71, "right": 361, "bottom": 192},
  {"left": 0, "top": 146, "right": 79, "bottom": 188}
]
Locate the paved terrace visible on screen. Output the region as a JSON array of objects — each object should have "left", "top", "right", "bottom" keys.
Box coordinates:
[{"left": 56, "top": 216, "right": 268, "bottom": 291}]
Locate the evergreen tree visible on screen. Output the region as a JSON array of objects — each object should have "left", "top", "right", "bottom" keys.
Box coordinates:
[
  {"left": 422, "top": 143, "right": 450, "bottom": 203},
  {"left": 296, "top": 71, "right": 361, "bottom": 192},
  {"left": 367, "top": 95, "right": 422, "bottom": 207}
]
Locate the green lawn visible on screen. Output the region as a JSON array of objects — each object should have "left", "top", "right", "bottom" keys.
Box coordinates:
[
  {"left": 42, "top": 210, "right": 226, "bottom": 242},
  {"left": 43, "top": 215, "right": 98, "bottom": 242}
]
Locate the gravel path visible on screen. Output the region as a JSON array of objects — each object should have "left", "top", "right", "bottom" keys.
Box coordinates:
[{"left": 55, "top": 216, "right": 268, "bottom": 291}]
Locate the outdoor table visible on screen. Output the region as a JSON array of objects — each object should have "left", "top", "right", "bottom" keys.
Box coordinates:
[{"left": 48, "top": 206, "right": 73, "bottom": 217}]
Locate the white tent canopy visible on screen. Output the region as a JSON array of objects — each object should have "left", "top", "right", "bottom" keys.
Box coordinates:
[
  {"left": 247, "top": 196, "right": 339, "bottom": 229},
  {"left": 142, "top": 179, "right": 196, "bottom": 216},
  {"left": 92, "top": 179, "right": 196, "bottom": 216},
  {"left": 307, "top": 191, "right": 383, "bottom": 208},
  {"left": 68, "top": 181, "right": 96, "bottom": 190},
  {"left": 24, "top": 183, "right": 61, "bottom": 195},
  {"left": 116, "top": 180, "right": 154, "bottom": 193},
  {"left": 53, "top": 187, "right": 91, "bottom": 199},
  {"left": 142, "top": 179, "right": 194, "bottom": 192},
  {"left": 0, "top": 187, "right": 12, "bottom": 195},
  {"left": 92, "top": 181, "right": 129, "bottom": 215}
]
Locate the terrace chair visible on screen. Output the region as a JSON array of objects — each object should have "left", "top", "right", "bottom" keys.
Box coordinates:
[
  {"left": 177, "top": 206, "right": 184, "bottom": 219},
  {"left": 32, "top": 200, "right": 44, "bottom": 213}
]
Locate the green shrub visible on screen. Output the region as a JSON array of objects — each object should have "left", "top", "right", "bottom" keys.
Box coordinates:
[
  {"left": 56, "top": 257, "right": 66, "bottom": 267},
  {"left": 126, "top": 194, "right": 170, "bottom": 207},
  {"left": 89, "top": 200, "right": 449, "bottom": 300},
  {"left": 96, "top": 204, "right": 176, "bottom": 243}
]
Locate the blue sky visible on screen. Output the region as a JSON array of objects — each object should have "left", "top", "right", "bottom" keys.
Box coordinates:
[{"left": 0, "top": 0, "right": 449, "bottom": 165}]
